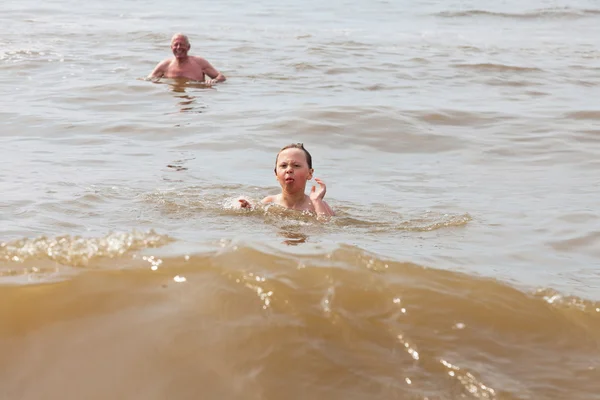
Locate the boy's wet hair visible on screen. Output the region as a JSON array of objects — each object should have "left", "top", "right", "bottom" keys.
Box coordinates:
[{"left": 275, "top": 143, "right": 313, "bottom": 171}]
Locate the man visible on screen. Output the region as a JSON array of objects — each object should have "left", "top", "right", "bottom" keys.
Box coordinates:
[{"left": 148, "top": 33, "right": 226, "bottom": 84}]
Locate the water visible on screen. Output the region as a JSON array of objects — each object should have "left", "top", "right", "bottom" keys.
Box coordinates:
[{"left": 1, "top": 0, "right": 600, "bottom": 398}]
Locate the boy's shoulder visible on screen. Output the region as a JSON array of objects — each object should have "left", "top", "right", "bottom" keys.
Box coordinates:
[{"left": 261, "top": 195, "right": 278, "bottom": 204}]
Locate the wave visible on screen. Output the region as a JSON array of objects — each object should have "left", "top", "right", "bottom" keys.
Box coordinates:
[
  {"left": 407, "top": 109, "right": 509, "bottom": 127},
  {"left": 0, "top": 203, "right": 471, "bottom": 272},
  {"left": 564, "top": 110, "right": 600, "bottom": 120},
  {"left": 0, "top": 48, "right": 65, "bottom": 64},
  {"left": 257, "top": 106, "right": 466, "bottom": 153},
  {"left": 435, "top": 7, "right": 600, "bottom": 20},
  {"left": 0, "top": 230, "right": 173, "bottom": 269},
  {"left": 142, "top": 188, "right": 472, "bottom": 234},
  {"left": 452, "top": 63, "right": 542, "bottom": 73},
  {"left": 331, "top": 211, "right": 471, "bottom": 232},
  {"left": 0, "top": 242, "right": 598, "bottom": 399}
]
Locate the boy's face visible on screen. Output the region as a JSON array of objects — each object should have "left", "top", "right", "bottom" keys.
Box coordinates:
[{"left": 275, "top": 148, "right": 313, "bottom": 191}]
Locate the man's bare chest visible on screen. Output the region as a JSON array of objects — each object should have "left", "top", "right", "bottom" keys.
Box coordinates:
[{"left": 165, "top": 62, "right": 205, "bottom": 81}]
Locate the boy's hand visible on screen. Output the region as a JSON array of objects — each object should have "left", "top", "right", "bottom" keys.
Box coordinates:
[
  {"left": 238, "top": 199, "right": 252, "bottom": 209},
  {"left": 310, "top": 178, "right": 327, "bottom": 201}
]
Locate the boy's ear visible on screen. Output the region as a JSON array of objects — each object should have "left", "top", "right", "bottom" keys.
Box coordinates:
[{"left": 307, "top": 169, "right": 314, "bottom": 180}]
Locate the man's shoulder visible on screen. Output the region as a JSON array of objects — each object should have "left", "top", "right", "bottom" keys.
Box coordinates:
[
  {"left": 155, "top": 58, "right": 174, "bottom": 69},
  {"left": 190, "top": 56, "right": 210, "bottom": 66}
]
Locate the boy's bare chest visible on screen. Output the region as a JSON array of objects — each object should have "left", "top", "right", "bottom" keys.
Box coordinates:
[{"left": 276, "top": 195, "right": 315, "bottom": 212}]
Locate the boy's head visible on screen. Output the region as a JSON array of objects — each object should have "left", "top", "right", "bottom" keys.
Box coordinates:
[
  {"left": 274, "top": 143, "right": 314, "bottom": 190},
  {"left": 274, "top": 143, "right": 312, "bottom": 172}
]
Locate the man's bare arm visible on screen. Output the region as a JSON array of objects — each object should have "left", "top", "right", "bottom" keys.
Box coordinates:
[
  {"left": 148, "top": 60, "right": 169, "bottom": 79},
  {"left": 196, "top": 57, "right": 226, "bottom": 83}
]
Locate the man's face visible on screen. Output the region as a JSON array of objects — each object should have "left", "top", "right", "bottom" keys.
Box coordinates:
[{"left": 171, "top": 37, "right": 190, "bottom": 59}]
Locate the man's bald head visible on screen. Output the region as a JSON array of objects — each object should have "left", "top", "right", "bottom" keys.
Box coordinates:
[{"left": 171, "top": 33, "right": 190, "bottom": 46}]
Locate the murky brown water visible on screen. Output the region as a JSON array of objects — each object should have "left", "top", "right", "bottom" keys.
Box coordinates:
[{"left": 1, "top": 0, "right": 600, "bottom": 398}]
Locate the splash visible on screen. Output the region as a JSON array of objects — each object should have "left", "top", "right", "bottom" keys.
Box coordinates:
[{"left": 0, "top": 230, "right": 173, "bottom": 268}]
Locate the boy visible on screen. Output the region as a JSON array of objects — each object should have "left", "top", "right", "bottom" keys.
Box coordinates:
[{"left": 239, "top": 143, "right": 335, "bottom": 217}]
